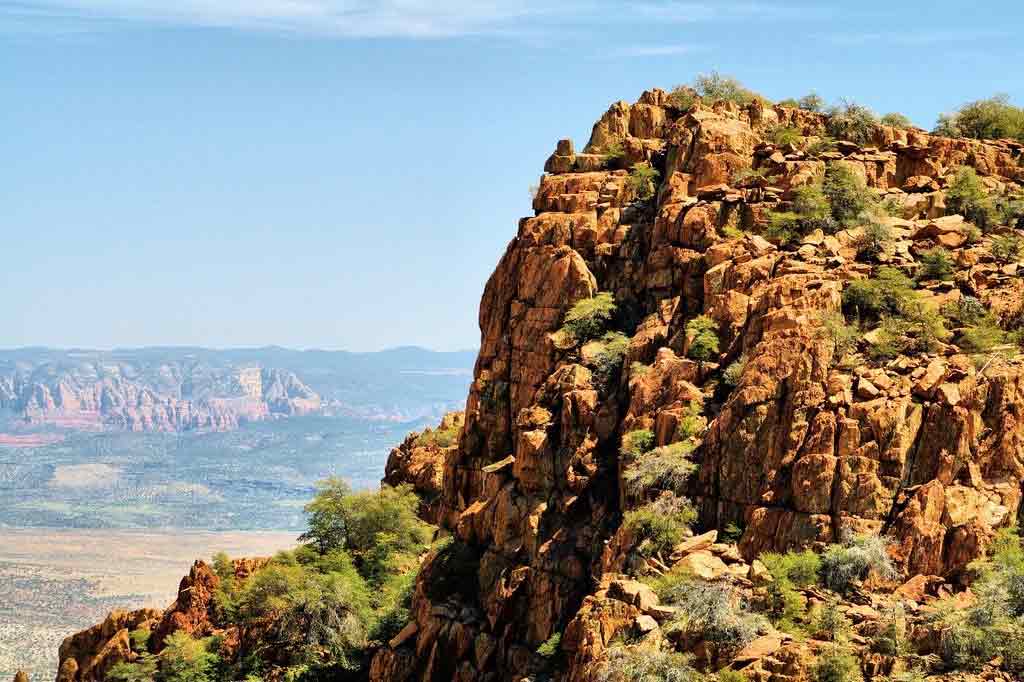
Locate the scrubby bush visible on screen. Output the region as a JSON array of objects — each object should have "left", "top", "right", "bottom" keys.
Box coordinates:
[
  {"left": 423, "top": 537, "right": 479, "bottom": 601},
  {"left": 623, "top": 441, "right": 697, "bottom": 498},
  {"left": 770, "top": 125, "right": 803, "bottom": 146},
  {"left": 819, "top": 534, "right": 897, "bottom": 594},
  {"left": 603, "top": 141, "right": 626, "bottom": 165},
  {"left": 661, "top": 579, "right": 766, "bottom": 660},
  {"left": 823, "top": 164, "right": 872, "bottom": 225},
  {"left": 917, "top": 247, "right": 955, "bottom": 281},
  {"left": 941, "top": 295, "right": 990, "bottom": 328},
  {"left": 732, "top": 167, "right": 777, "bottom": 187},
  {"left": 934, "top": 94, "right": 1024, "bottom": 142},
  {"left": 760, "top": 550, "right": 820, "bottom": 627},
  {"left": 958, "top": 319, "right": 1006, "bottom": 353},
  {"left": 628, "top": 162, "right": 660, "bottom": 200},
  {"left": 667, "top": 86, "right": 698, "bottom": 112},
  {"left": 826, "top": 100, "right": 878, "bottom": 145},
  {"left": 794, "top": 183, "right": 833, "bottom": 226},
  {"left": 855, "top": 221, "right": 893, "bottom": 261},
  {"left": 415, "top": 423, "right": 460, "bottom": 448},
  {"left": 992, "top": 234, "right": 1022, "bottom": 263},
  {"left": 871, "top": 604, "right": 909, "bottom": 656},
  {"left": 560, "top": 292, "right": 617, "bottom": 343},
  {"left": 590, "top": 331, "right": 631, "bottom": 390},
  {"left": 806, "top": 137, "right": 836, "bottom": 157},
  {"left": 811, "top": 599, "right": 851, "bottom": 642},
  {"left": 722, "top": 355, "right": 747, "bottom": 387},
  {"left": 818, "top": 311, "right": 859, "bottom": 362},
  {"left": 880, "top": 112, "right": 913, "bottom": 129},
  {"left": 842, "top": 267, "right": 916, "bottom": 321},
  {"left": 813, "top": 645, "right": 863, "bottom": 682},
  {"left": 867, "top": 306, "right": 950, "bottom": 359},
  {"left": 946, "top": 166, "right": 995, "bottom": 231},
  {"left": 623, "top": 494, "right": 697, "bottom": 559},
  {"left": 621, "top": 429, "right": 655, "bottom": 457},
  {"left": 596, "top": 647, "right": 705, "bottom": 682},
  {"left": 693, "top": 71, "right": 762, "bottom": 106},
  {"left": 536, "top": 631, "right": 562, "bottom": 658},
  {"left": 996, "top": 195, "right": 1024, "bottom": 229},
  {"left": 686, "top": 315, "right": 720, "bottom": 362},
  {"left": 777, "top": 98, "right": 799, "bottom": 108},
  {"left": 799, "top": 93, "right": 825, "bottom": 112},
  {"left": 160, "top": 633, "right": 220, "bottom": 682}
]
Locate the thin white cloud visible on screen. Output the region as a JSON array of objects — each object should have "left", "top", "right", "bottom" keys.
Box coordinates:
[
  {"left": 2, "top": 0, "right": 828, "bottom": 39},
  {"left": 820, "top": 29, "right": 1010, "bottom": 47},
  {"left": 610, "top": 43, "right": 702, "bottom": 58}
]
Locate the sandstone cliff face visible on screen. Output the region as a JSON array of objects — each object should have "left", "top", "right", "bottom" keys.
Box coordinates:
[
  {"left": 0, "top": 361, "right": 320, "bottom": 433},
  {"left": 371, "top": 90, "right": 1024, "bottom": 681}
]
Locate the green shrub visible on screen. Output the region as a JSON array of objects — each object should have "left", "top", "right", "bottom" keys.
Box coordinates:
[
  {"left": 959, "top": 319, "right": 1006, "bottom": 353},
  {"left": 694, "top": 71, "right": 761, "bottom": 106},
  {"left": 628, "top": 162, "right": 660, "bottom": 200},
  {"left": 668, "top": 86, "right": 698, "bottom": 112},
  {"left": 369, "top": 570, "right": 415, "bottom": 643},
  {"left": 762, "top": 549, "right": 822, "bottom": 588},
  {"left": 733, "top": 166, "right": 777, "bottom": 187},
  {"left": 934, "top": 94, "right": 1024, "bottom": 142},
  {"left": 661, "top": 579, "right": 766, "bottom": 660},
  {"left": 596, "top": 647, "right": 705, "bottom": 682},
  {"left": 825, "top": 100, "right": 878, "bottom": 145},
  {"left": 160, "top": 633, "right": 220, "bottom": 682},
  {"left": 770, "top": 125, "right": 803, "bottom": 146},
  {"left": 917, "top": 246, "right": 954, "bottom": 281},
  {"left": 722, "top": 355, "right": 747, "bottom": 387},
  {"left": 560, "top": 292, "right": 617, "bottom": 343},
  {"left": 299, "top": 480, "right": 432, "bottom": 583},
  {"left": 414, "top": 423, "right": 459, "bottom": 448},
  {"left": 765, "top": 211, "right": 800, "bottom": 245},
  {"left": 880, "top": 112, "right": 913, "bottom": 129},
  {"left": 760, "top": 550, "right": 819, "bottom": 627},
  {"left": 623, "top": 494, "right": 697, "bottom": 559},
  {"left": 823, "top": 164, "right": 872, "bottom": 225},
  {"left": 423, "top": 537, "right": 479, "bottom": 601},
  {"left": 718, "top": 670, "right": 746, "bottom": 682},
  {"left": 867, "top": 307, "right": 949, "bottom": 359},
  {"left": 818, "top": 311, "right": 858, "bottom": 362},
  {"left": 819, "top": 534, "right": 897, "bottom": 594},
  {"left": 536, "top": 631, "right": 562, "bottom": 658},
  {"left": 946, "top": 166, "right": 995, "bottom": 231},
  {"left": 941, "top": 296, "right": 990, "bottom": 327},
  {"left": 623, "top": 441, "right": 697, "bottom": 498},
  {"left": 842, "top": 267, "right": 916, "bottom": 321},
  {"left": 621, "top": 429, "right": 655, "bottom": 457},
  {"left": 676, "top": 401, "right": 704, "bottom": 440},
  {"left": 108, "top": 654, "right": 158, "bottom": 682},
  {"left": 721, "top": 522, "right": 744, "bottom": 543},
  {"left": 871, "top": 604, "right": 909, "bottom": 656},
  {"left": 992, "top": 234, "right": 1022, "bottom": 263},
  {"left": 794, "top": 183, "right": 833, "bottom": 225},
  {"left": 855, "top": 221, "right": 892, "bottom": 261},
  {"left": 813, "top": 645, "right": 863, "bottom": 682},
  {"left": 996, "top": 195, "right": 1024, "bottom": 228},
  {"left": 806, "top": 137, "right": 836, "bottom": 157},
  {"left": 686, "top": 315, "right": 720, "bottom": 362},
  {"left": 591, "top": 331, "right": 631, "bottom": 390},
  {"left": 798, "top": 93, "right": 825, "bottom": 112},
  {"left": 811, "top": 599, "right": 850, "bottom": 642},
  {"left": 603, "top": 141, "right": 626, "bottom": 165}
]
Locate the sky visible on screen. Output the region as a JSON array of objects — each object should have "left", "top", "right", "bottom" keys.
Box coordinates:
[{"left": 3, "top": 1, "right": 1023, "bottom": 352}]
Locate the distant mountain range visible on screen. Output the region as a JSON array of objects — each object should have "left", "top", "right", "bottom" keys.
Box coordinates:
[{"left": 0, "top": 346, "right": 476, "bottom": 434}]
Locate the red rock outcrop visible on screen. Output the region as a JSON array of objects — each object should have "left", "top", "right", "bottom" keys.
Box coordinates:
[{"left": 370, "top": 90, "right": 1024, "bottom": 681}]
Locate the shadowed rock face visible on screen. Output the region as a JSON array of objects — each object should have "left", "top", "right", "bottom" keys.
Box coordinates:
[{"left": 371, "top": 89, "right": 1024, "bottom": 681}]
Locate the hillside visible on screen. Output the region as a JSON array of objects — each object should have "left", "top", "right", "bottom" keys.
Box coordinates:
[
  {"left": 0, "top": 347, "right": 476, "bottom": 434},
  {"left": 44, "top": 83, "right": 1024, "bottom": 682}
]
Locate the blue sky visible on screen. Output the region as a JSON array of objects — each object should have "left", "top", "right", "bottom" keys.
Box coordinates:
[{"left": 3, "top": 1, "right": 1023, "bottom": 352}]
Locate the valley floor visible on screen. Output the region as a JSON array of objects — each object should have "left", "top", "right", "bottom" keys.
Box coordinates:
[{"left": 0, "top": 528, "right": 297, "bottom": 682}]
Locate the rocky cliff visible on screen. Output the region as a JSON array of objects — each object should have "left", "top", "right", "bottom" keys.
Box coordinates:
[
  {"left": 0, "top": 358, "right": 320, "bottom": 433},
  {"left": 371, "top": 89, "right": 1024, "bottom": 680},
  {"left": 53, "top": 88, "right": 1024, "bottom": 682}
]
